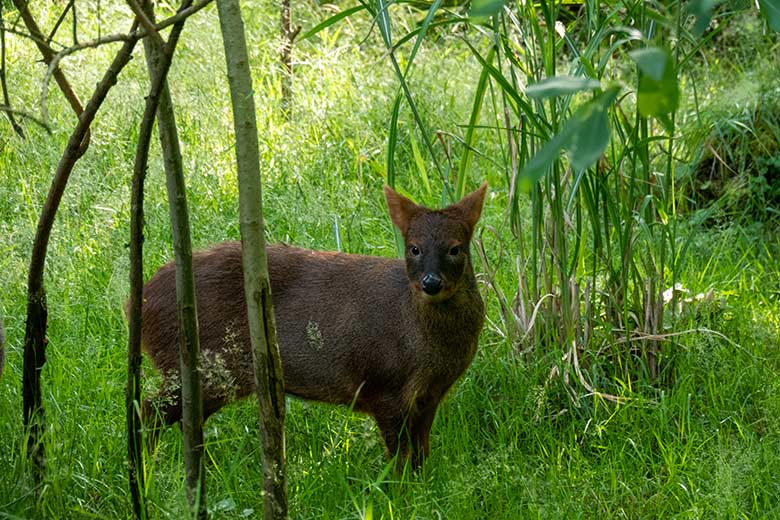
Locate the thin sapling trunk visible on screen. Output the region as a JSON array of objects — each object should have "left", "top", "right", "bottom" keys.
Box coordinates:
[
  {"left": 127, "top": 4, "right": 191, "bottom": 517},
  {"left": 140, "top": 1, "right": 205, "bottom": 516},
  {"left": 217, "top": 0, "right": 288, "bottom": 517},
  {"left": 23, "top": 22, "right": 140, "bottom": 482}
]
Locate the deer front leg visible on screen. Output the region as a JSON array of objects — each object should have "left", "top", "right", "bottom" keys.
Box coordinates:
[
  {"left": 374, "top": 411, "right": 410, "bottom": 466},
  {"left": 409, "top": 399, "right": 439, "bottom": 468}
]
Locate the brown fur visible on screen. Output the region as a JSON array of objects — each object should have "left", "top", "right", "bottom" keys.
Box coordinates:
[{"left": 139, "top": 184, "right": 487, "bottom": 468}]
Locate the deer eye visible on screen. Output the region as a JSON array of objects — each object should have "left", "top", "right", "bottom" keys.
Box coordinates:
[
  {"left": 449, "top": 245, "right": 461, "bottom": 256},
  {"left": 409, "top": 245, "right": 421, "bottom": 256}
]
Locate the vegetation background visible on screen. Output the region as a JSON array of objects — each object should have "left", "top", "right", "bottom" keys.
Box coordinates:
[{"left": 0, "top": 0, "right": 779, "bottom": 518}]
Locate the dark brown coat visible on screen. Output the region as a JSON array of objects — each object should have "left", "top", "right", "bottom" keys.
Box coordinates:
[{"left": 140, "top": 184, "right": 487, "bottom": 467}]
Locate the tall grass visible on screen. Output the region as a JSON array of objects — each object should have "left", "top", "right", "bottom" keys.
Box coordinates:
[{"left": 368, "top": 0, "right": 775, "bottom": 397}]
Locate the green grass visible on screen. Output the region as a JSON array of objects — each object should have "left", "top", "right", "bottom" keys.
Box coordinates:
[{"left": 2, "top": 1, "right": 780, "bottom": 518}]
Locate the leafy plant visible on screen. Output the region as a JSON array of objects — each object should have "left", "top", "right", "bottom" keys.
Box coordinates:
[{"left": 350, "top": 0, "right": 778, "bottom": 397}]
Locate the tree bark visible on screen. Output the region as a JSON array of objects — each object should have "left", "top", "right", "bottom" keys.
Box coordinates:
[
  {"left": 22, "top": 20, "right": 140, "bottom": 483},
  {"left": 279, "top": 0, "right": 299, "bottom": 119},
  {"left": 216, "top": 0, "right": 288, "bottom": 518},
  {"left": 127, "top": 4, "right": 190, "bottom": 517},
  {"left": 140, "top": 2, "right": 205, "bottom": 517}
]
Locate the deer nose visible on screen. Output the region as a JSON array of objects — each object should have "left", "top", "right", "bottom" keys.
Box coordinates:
[{"left": 421, "top": 274, "right": 442, "bottom": 295}]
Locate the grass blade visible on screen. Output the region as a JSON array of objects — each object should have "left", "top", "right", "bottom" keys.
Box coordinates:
[
  {"left": 300, "top": 5, "right": 368, "bottom": 40},
  {"left": 401, "top": 0, "right": 442, "bottom": 80},
  {"left": 456, "top": 47, "right": 494, "bottom": 199},
  {"left": 387, "top": 92, "right": 402, "bottom": 190},
  {"left": 464, "top": 39, "right": 548, "bottom": 136}
]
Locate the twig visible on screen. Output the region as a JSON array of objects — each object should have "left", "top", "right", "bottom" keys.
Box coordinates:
[
  {"left": 11, "top": 0, "right": 88, "bottom": 156},
  {"left": 125, "top": 0, "right": 165, "bottom": 47},
  {"left": 1, "top": 27, "right": 57, "bottom": 49},
  {"left": 46, "top": 0, "right": 75, "bottom": 44},
  {"left": 40, "top": 0, "right": 214, "bottom": 127},
  {"left": 71, "top": 0, "right": 78, "bottom": 45},
  {"left": 1, "top": 2, "right": 24, "bottom": 138},
  {"left": 0, "top": 105, "right": 51, "bottom": 133}
]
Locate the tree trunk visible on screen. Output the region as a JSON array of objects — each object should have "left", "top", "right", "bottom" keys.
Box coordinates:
[
  {"left": 279, "top": 0, "right": 299, "bottom": 119},
  {"left": 216, "top": 0, "right": 288, "bottom": 518},
  {"left": 22, "top": 23, "right": 139, "bottom": 483},
  {"left": 140, "top": 2, "right": 205, "bottom": 517},
  {"left": 127, "top": 6, "right": 190, "bottom": 517}
]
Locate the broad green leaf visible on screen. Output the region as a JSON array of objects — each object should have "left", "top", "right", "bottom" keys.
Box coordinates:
[
  {"left": 568, "top": 87, "right": 620, "bottom": 173},
  {"left": 629, "top": 47, "right": 667, "bottom": 81},
  {"left": 526, "top": 76, "right": 601, "bottom": 100},
  {"left": 629, "top": 47, "right": 679, "bottom": 130},
  {"left": 686, "top": 0, "right": 721, "bottom": 36},
  {"left": 759, "top": 0, "right": 780, "bottom": 32},
  {"left": 469, "top": 0, "right": 507, "bottom": 21},
  {"left": 519, "top": 87, "right": 620, "bottom": 190},
  {"left": 517, "top": 124, "right": 577, "bottom": 191}
]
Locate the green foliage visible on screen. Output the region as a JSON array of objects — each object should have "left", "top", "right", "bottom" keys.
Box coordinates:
[
  {"left": 525, "top": 76, "right": 601, "bottom": 100},
  {"left": 629, "top": 46, "right": 679, "bottom": 131},
  {"left": 520, "top": 84, "right": 618, "bottom": 184},
  {"left": 758, "top": 0, "right": 780, "bottom": 31},
  {"left": 469, "top": 0, "right": 507, "bottom": 22},
  {"left": 681, "top": 81, "right": 780, "bottom": 222}
]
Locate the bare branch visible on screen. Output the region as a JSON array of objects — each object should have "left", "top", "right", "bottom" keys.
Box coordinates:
[
  {"left": 0, "top": 105, "right": 51, "bottom": 133},
  {"left": 218, "top": 0, "right": 288, "bottom": 516},
  {"left": 46, "top": 0, "right": 75, "bottom": 45},
  {"left": 40, "top": 0, "right": 214, "bottom": 127},
  {"left": 12, "top": 0, "right": 85, "bottom": 118},
  {"left": 0, "top": 26, "right": 61, "bottom": 50},
  {"left": 147, "top": 0, "right": 214, "bottom": 33},
  {"left": 1, "top": 2, "right": 24, "bottom": 138},
  {"left": 140, "top": 1, "right": 205, "bottom": 516},
  {"left": 127, "top": 3, "right": 191, "bottom": 515},
  {"left": 24, "top": 18, "right": 141, "bottom": 482},
  {"left": 125, "top": 0, "right": 165, "bottom": 47}
]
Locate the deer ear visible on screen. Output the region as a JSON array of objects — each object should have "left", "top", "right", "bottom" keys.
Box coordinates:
[
  {"left": 451, "top": 182, "right": 488, "bottom": 234},
  {"left": 384, "top": 185, "right": 421, "bottom": 235}
]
